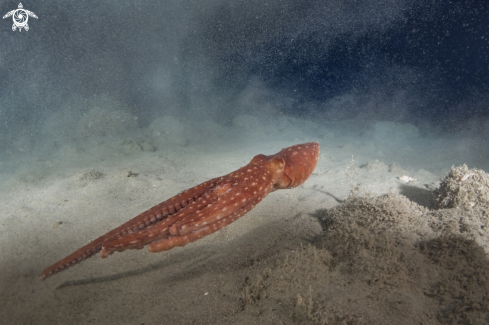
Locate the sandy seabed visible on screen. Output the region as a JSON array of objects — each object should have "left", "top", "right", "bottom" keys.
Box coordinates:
[{"left": 1, "top": 112, "right": 489, "bottom": 324}]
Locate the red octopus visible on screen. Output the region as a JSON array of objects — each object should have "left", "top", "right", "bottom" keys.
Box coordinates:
[{"left": 41, "top": 142, "right": 320, "bottom": 280}]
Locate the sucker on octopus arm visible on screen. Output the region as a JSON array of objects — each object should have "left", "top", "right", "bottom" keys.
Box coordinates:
[{"left": 40, "top": 142, "right": 320, "bottom": 280}]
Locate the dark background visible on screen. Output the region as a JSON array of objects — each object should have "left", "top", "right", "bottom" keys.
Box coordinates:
[{"left": 0, "top": 0, "right": 488, "bottom": 137}]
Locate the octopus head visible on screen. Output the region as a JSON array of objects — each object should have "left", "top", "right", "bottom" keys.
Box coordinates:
[{"left": 271, "top": 142, "right": 320, "bottom": 190}]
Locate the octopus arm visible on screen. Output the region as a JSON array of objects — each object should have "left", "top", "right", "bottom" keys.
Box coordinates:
[
  {"left": 148, "top": 200, "right": 256, "bottom": 252},
  {"left": 171, "top": 184, "right": 254, "bottom": 235},
  {"left": 99, "top": 182, "right": 235, "bottom": 257},
  {"left": 40, "top": 237, "right": 106, "bottom": 280},
  {"left": 40, "top": 178, "right": 218, "bottom": 280}
]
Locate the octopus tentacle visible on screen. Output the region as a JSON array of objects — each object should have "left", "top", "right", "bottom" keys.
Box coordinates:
[
  {"left": 148, "top": 202, "right": 255, "bottom": 252},
  {"left": 41, "top": 178, "right": 219, "bottom": 280},
  {"left": 146, "top": 161, "right": 279, "bottom": 251},
  {"left": 173, "top": 181, "right": 267, "bottom": 236},
  {"left": 113, "top": 178, "right": 219, "bottom": 237},
  {"left": 99, "top": 181, "right": 234, "bottom": 257}
]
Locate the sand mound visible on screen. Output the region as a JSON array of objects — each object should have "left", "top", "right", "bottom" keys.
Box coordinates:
[
  {"left": 242, "top": 193, "right": 489, "bottom": 324},
  {"left": 434, "top": 164, "right": 489, "bottom": 211}
]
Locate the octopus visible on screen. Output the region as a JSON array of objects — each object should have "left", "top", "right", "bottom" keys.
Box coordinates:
[{"left": 41, "top": 142, "right": 320, "bottom": 280}]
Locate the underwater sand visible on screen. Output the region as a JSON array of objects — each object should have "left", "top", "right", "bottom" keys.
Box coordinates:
[{"left": 1, "top": 111, "right": 489, "bottom": 324}]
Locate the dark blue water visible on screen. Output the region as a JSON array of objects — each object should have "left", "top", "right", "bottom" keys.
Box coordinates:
[{"left": 0, "top": 0, "right": 487, "bottom": 170}]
